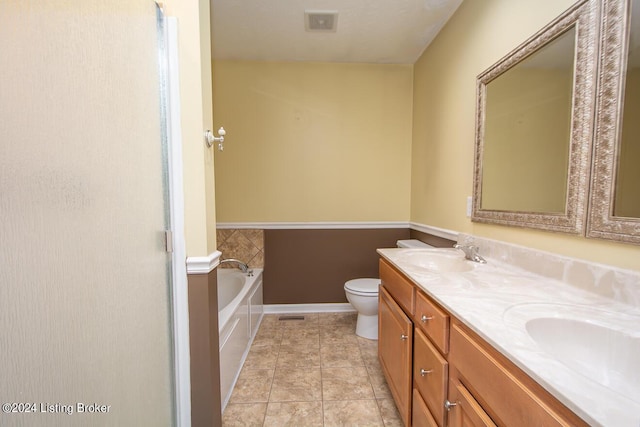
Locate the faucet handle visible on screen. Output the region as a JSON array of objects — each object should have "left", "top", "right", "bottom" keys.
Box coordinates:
[{"left": 453, "top": 244, "right": 486, "bottom": 263}]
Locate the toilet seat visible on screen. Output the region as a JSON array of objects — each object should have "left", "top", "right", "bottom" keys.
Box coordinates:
[{"left": 344, "top": 278, "right": 380, "bottom": 296}]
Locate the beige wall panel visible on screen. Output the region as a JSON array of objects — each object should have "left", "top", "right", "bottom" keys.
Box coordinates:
[{"left": 213, "top": 61, "right": 413, "bottom": 222}]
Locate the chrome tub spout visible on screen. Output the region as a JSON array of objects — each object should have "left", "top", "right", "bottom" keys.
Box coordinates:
[{"left": 220, "top": 258, "right": 253, "bottom": 275}]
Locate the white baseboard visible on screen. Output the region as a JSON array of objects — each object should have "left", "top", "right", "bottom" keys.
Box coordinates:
[{"left": 264, "top": 303, "right": 356, "bottom": 314}]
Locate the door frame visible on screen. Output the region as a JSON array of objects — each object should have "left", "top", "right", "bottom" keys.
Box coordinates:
[{"left": 164, "top": 16, "right": 192, "bottom": 427}]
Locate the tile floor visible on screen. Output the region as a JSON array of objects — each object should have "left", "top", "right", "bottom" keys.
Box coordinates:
[{"left": 222, "top": 312, "right": 403, "bottom": 426}]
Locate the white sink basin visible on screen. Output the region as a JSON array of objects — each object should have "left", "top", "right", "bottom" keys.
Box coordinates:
[
  {"left": 396, "top": 248, "right": 471, "bottom": 273},
  {"left": 525, "top": 317, "right": 640, "bottom": 399},
  {"left": 503, "top": 302, "right": 640, "bottom": 412}
]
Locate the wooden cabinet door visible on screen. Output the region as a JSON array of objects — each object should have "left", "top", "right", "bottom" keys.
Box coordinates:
[
  {"left": 448, "top": 378, "right": 497, "bottom": 427},
  {"left": 379, "top": 286, "right": 413, "bottom": 426}
]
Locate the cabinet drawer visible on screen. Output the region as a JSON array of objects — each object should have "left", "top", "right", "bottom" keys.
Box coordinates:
[
  {"left": 414, "top": 290, "right": 449, "bottom": 354},
  {"left": 450, "top": 323, "right": 588, "bottom": 427},
  {"left": 412, "top": 389, "right": 439, "bottom": 427},
  {"left": 448, "top": 377, "right": 497, "bottom": 427},
  {"left": 413, "top": 327, "right": 448, "bottom": 427},
  {"left": 380, "top": 259, "right": 415, "bottom": 315}
]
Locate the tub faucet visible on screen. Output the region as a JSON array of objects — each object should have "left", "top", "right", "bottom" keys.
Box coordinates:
[
  {"left": 453, "top": 244, "right": 487, "bottom": 264},
  {"left": 220, "top": 258, "right": 253, "bottom": 276}
]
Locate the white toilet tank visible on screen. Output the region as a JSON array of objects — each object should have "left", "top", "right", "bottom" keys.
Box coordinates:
[{"left": 396, "top": 239, "right": 435, "bottom": 248}]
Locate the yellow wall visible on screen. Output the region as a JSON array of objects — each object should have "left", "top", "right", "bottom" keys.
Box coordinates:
[
  {"left": 163, "top": 0, "right": 216, "bottom": 255},
  {"left": 213, "top": 61, "right": 413, "bottom": 222},
  {"left": 411, "top": 0, "right": 640, "bottom": 271}
]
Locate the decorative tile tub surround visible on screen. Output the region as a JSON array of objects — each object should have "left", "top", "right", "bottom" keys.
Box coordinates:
[
  {"left": 458, "top": 233, "right": 640, "bottom": 307},
  {"left": 217, "top": 229, "right": 264, "bottom": 268}
]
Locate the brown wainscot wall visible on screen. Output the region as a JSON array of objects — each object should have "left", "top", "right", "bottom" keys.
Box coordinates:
[
  {"left": 410, "top": 229, "right": 457, "bottom": 249},
  {"left": 216, "top": 227, "right": 457, "bottom": 305},
  {"left": 263, "top": 228, "right": 411, "bottom": 304},
  {"left": 187, "top": 268, "right": 222, "bottom": 427}
]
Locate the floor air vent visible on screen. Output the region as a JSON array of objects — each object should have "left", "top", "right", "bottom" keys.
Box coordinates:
[{"left": 278, "top": 315, "right": 305, "bottom": 321}]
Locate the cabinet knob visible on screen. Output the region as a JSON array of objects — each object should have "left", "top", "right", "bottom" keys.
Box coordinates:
[
  {"left": 444, "top": 400, "right": 458, "bottom": 411},
  {"left": 421, "top": 314, "right": 434, "bottom": 322},
  {"left": 400, "top": 334, "right": 409, "bottom": 341},
  {"left": 420, "top": 368, "right": 433, "bottom": 376}
]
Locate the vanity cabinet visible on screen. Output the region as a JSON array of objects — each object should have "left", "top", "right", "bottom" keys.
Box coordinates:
[
  {"left": 378, "top": 258, "right": 589, "bottom": 427},
  {"left": 449, "top": 322, "right": 588, "bottom": 427},
  {"left": 380, "top": 258, "right": 446, "bottom": 427}
]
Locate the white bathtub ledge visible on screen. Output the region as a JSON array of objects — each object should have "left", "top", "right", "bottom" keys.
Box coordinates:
[{"left": 186, "top": 250, "right": 222, "bottom": 275}]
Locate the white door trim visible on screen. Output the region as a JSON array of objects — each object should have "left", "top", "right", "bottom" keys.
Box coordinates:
[{"left": 165, "top": 16, "right": 191, "bottom": 427}]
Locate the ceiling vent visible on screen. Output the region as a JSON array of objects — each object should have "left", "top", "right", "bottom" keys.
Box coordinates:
[{"left": 305, "top": 10, "right": 338, "bottom": 32}]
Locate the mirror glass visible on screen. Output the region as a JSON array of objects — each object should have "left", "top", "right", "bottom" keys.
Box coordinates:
[
  {"left": 481, "top": 28, "right": 575, "bottom": 213},
  {"left": 613, "top": 0, "right": 640, "bottom": 218},
  {"left": 473, "top": 0, "right": 598, "bottom": 234}
]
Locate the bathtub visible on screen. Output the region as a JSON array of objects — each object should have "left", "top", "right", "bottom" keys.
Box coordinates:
[{"left": 217, "top": 267, "right": 263, "bottom": 410}]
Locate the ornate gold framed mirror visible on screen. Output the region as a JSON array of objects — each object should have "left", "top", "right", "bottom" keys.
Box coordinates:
[
  {"left": 588, "top": 0, "right": 640, "bottom": 244},
  {"left": 472, "top": 0, "right": 600, "bottom": 234}
]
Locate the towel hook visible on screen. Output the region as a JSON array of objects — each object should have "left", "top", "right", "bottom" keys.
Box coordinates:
[{"left": 204, "top": 127, "right": 226, "bottom": 150}]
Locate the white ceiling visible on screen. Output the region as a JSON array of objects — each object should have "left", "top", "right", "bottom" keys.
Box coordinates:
[{"left": 210, "top": 0, "right": 464, "bottom": 64}]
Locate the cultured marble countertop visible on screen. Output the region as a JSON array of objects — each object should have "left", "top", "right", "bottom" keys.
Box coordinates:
[{"left": 377, "top": 248, "right": 640, "bottom": 427}]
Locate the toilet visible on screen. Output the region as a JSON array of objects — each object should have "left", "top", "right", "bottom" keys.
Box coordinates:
[
  {"left": 344, "top": 278, "right": 380, "bottom": 339},
  {"left": 344, "top": 239, "right": 434, "bottom": 340}
]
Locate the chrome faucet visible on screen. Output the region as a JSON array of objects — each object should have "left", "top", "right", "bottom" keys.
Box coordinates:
[
  {"left": 453, "top": 244, "right": 487, "bottom": 264},
  {"left": 220, "top": 258, "right": 253, "bottom": 275}
]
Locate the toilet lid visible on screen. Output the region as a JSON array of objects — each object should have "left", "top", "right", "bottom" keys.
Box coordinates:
[{"left": 344, "top": 278, "right": 380, "bottom": 294}]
